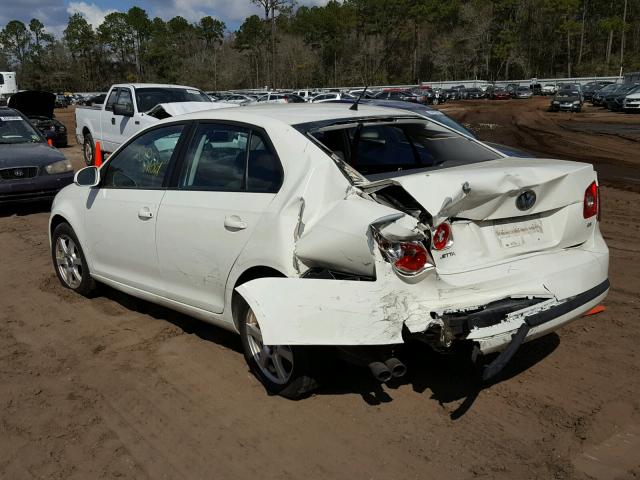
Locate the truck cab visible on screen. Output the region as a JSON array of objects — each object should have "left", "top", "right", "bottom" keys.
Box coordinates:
[{"left": 75, "top": 83, "right": 218, "bottom": 165}]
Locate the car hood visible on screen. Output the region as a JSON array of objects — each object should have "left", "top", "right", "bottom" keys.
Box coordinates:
[
  {"left": 624, "top": 92, "right": 640, "bottom": 100},
  {"left": 146, "top": 101, "right": 238, "bottom": 119},
  {"left": 8, "top": 91, "right": 55, "bottom": 119},
  {"left": 0, "top": 142, "right": 65, "bottom": 168}
]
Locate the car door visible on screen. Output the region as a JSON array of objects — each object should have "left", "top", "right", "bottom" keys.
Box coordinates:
[
  {"left": 109, "top": 87, "right": 139, "bottom": 152},
  {"left": 155, "top": 122, "right": 283, "bottom": 313},
  {"left": 100, "top": 88, "right": 120, "bottom": 152},
  {"left": 84, "top": 123, "right": 188, "bottom": 294}
]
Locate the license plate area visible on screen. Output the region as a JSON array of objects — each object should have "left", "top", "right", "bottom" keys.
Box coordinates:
[{"left": 493, "top": 217, "right": 544, "bottom": 249}]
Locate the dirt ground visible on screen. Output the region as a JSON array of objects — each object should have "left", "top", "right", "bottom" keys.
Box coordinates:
[{"left": 0, "top": 102, "right": 639, "bottom": 480}]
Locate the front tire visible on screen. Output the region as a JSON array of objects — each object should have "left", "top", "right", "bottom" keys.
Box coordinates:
[
  {"left": 83, "top": 133, "right": 95, "bottom": 166},
  {"left": 238, "top": 300, "right": 318, "bottom": 399},
  {"left": 51, "top": 223, "right": 96, "bottom": 296}
]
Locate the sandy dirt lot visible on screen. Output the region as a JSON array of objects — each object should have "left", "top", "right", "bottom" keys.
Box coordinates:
[{"left": 1, "top": 102, "right": 639, "bottom": 479}]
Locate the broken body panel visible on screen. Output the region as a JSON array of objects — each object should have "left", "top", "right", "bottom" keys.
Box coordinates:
[{"left": 237, "top": 155, "right": 608, "bottom": 356}]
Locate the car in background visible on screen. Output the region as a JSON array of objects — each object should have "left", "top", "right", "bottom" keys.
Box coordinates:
[
  {"left": 465, "top": 88, "right": 484, "bottom": 99},
  {"left": 550, "top": 87, "right": 583, "bottom": 112},
  {"left": 310, "top": 92, "right": 355, "bottom": 103},
  {"left": 505, "top": 83, "right": 520, "bottom": 95},
  {"left": 8, "top": 91, "right": 68, "bottom": 147},
  {"left": 582, "top": 81, "right": 614, "bottom": 102},
  {"left": 622, "top": 86, "right": 640, "bottom": 112},
  {"left": 218, "top": 93, "right": 257, "bottom": 105},
  {"left": 256, "top": 92, "right": 306, "bottom": 104},
  {"left": 513, "top": 86, "right": 533, "bottom": 99},
  {"left": 541, "top": 83, "right": 558, "bottom": 95},
  {"left": 373, "top": 89, "right": 420, "bottom": 103},
  {"left": 292, "top": 90, "right": 320, "bottom": 101},
  {"left": 489, "top": 87, "right": 511, "bottom": 100},
  {"left": 55, "top": 94, "right": 68, "bottom": 109},
  {"left": 604, "top": 84, "right": 637, "bottom": 111},
  {"left": 592, "top": 83, "right": 619, "bottom": 106},
  {"left": 0, "top": 106, "right": 73, "bottom": 203}
]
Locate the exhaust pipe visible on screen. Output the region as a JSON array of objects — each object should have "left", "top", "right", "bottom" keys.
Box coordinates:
[
  {"left": 385, "top": 357, "right": 407, "bottom": 378},
  {"left": 368, "top": 361, "right": 392, "bottom": 382}
]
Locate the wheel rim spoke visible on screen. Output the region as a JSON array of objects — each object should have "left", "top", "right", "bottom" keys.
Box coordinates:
[
  {"left": 276, "top": 346, "right": 293, "bottom": 363},
  {"left": 272, "top": 352, "right": 288, "bottom": 382},
  {"left": 246, "top": 322, "right": 262, "bottom": 343}
]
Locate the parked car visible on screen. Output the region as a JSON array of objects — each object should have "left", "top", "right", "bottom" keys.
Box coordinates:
[
  {"left": 310, "top": 92, "right": 355, "bottom": 103},
  {"left": 592, "top": 83, "right": 619, "bottom": 106},
  {"left": 582, "top": 81, "right": 614, "bottom": 101},
  {"left": 622, "top": 85, "right": 640, "bottom": 112},
  {"left": 373, "top": 89, "right": 420, "bottom": 103},
  {"left": 604, "top": 84, "right": 637, "bottom": 111},
  {"left": 218, "top": 94, "right": 257, "bottom": 105},
  {"left": 76, "top": 83, "right": 231, "bottom": 165},
  {"left": 489, "top": 88, "right": 511, "bottom": 100},
  {"left": 550, "top": 87, "right": 583, "bottom": 112},
  {"left": 50, "top": 103, "right": 608, "bottom": 397},
  {"left": 541, "top": 83, "right": 558, "bottom": 95},
  {"left": 513, "top": 86, "right": 533, "bottom": 99},
  {"left": 256, "top": 92, "right": 307, "bottom": 104},
  {"left": 505, "top": 83, "right": 520, "bottom": 95},
  {"left": 530, "top": 83, "right": 542, "bottom": 95},
  {"left": 8, "top": 91, "right": 68, "bottom": 147},
  {"left": 465, "top": 88, "right": 484, "bottom": 99},
  {"left": 292, "top": 90, "right": 319, "bottom": 101},
  {"left": 55, "top": 94, "right": 68, "bottom": 109},
  {"left": 0, "top": 106, "right": 73, "bottom": 203}
]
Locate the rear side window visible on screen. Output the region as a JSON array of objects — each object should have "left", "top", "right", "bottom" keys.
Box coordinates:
[{"left": 178, "top": 123, "right": 282, "bottom": 193}]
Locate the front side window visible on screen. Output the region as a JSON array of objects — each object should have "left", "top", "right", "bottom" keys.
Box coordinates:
[
  {"left": 105, "top": 88, "right": 119, "bottom": 112},
  {"left": 178, "top": 123, "right": 283, "bottom": 193},
  {"left": 102, "top": 124, "right": 184, "bottom": 189}
]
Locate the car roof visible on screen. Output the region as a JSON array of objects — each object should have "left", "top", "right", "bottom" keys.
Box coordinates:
[
  {"left": 0, "top": 107, "right": 23, "bottom": 117},
  {"left": 169, "top": 103, "right": 421, "bottom": 126},
  {"left": 114, "top": 83, "right": 203, "bottom": 90}
]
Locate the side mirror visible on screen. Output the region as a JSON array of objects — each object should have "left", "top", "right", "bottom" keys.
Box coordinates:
[
  {"left": 113, "top": 102, "right": 134, "bottom": 117},
  {"left": 74, "top": 166, "right": 100, "bottom": 187}
]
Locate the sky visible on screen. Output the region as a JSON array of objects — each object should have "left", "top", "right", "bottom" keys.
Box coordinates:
[{"left": 0, "top": 0, "right": 329, "bottom": 37}]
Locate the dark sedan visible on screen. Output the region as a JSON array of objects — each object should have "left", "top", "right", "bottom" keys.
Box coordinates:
[
  {"left": 0, "top": 107, "right": 74, "bottom": 203},
  {"left": 604, "top": 84, "right": 637, "bottom": 111},
  {"left": 550, "top": 88, "right": 582, "bottom": 112},
  {"left": 9, "top": 91, "right": 68, "bottom": 147}
]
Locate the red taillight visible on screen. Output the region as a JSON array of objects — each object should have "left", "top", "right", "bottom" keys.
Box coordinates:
[
  {"left": 432, "top": 222, "right": 452, "bottom": 250},
  {"left": 394, "top": 242, "right": 429, "bottom": 274},
  {"left": 583, "top": 181, "right": 599, "bottom": 219}
]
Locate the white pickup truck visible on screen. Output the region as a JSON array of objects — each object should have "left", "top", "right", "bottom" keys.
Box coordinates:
[{"left": 75, "top": 83, "right": 235, "bottom": 165}]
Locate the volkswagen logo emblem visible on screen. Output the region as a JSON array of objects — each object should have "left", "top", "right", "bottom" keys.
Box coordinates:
[
  {"left": 13, "top": 169, "right": 24, "bottom": 177},
  {"left": 516, "top": 189, "right": 537, "bottom": 211}
]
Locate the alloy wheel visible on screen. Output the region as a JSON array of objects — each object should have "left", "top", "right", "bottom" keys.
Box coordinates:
[
  {"left": 55, "top": 234, "right": 83, "bottom": 289},
  {"left": 245, "top": 309, "right": 293, "bottom": 385}
]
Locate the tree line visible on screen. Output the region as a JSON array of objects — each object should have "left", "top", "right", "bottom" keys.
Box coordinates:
[{"left": 1, "top": 0, "right": 638, "bottom": 92}]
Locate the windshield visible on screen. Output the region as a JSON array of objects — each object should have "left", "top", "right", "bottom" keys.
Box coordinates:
[
  {"left": 135, "top": 87, "right": 211, "bottom": 112},
  {"left": 296, "top": 118, "right": 499, "bottom": 181},
  {"left": 0, "top": 114, "right": 42, "bottom": 144}
]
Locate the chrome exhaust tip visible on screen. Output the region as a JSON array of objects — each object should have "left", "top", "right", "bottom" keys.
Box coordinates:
[
  {"left": 368, "top": 361, "right": 392, "bottom": 382},
  {"left": 385, "top": 357, "right": 407, "bottom": 378}
]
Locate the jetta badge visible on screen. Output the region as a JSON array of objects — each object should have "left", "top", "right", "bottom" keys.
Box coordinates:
[
  {"left": 516, "top": 189, "right": 537, "bottom": 211},
  {"left": 13, "top": 169, "right": 24, "bottom": 177}
]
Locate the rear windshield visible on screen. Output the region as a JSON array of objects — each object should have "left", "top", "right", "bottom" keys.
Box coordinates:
[
  {"left": 295, "top": 118, "right": 500, "bottom": 182},
  {"left": 135, "top": 87, "right": 211, "bottom": 112}
]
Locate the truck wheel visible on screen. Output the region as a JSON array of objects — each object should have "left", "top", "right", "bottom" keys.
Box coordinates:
[
  {"left": 83, "top": 133, "right": 95, "bottom": 166},
  {"left": 51, "top": 223, "right": 96, "bottom": 297},
  {"left": 238, "top": 300, "right": 318, "bottom": 399}
]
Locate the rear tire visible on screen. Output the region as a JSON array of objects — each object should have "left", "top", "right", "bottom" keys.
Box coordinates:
[
  {"left": 51, "top": 223, "right": 96, "bottom": 297},
  {"left": 83, "top": 132, "right": 95, "bottom": 166},
  {"left": 238, "top": 299, "right": 318, "bottom": 399}
]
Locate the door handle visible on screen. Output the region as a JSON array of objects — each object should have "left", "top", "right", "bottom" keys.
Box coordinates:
[
  {"left": 111, "top": 117, "right": 115, "bottom": 125},
  {"left": 138, "top": 207, "right": 153, "bottom": 219},
  {"left": 224, "top": 215, "right": 247, "bottom": 231}
]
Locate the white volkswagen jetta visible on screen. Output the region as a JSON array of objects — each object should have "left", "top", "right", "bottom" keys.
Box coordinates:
[{"left": 50, "top": 104, "right": 609, "bottom": 398}]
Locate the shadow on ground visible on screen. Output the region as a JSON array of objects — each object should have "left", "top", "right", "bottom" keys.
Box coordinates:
[
  {"left": 0, "top": 200, "right": 52, "bottom": 218},
  {"left": 89, "top": 283, "right": 559, "bottom": 418}
]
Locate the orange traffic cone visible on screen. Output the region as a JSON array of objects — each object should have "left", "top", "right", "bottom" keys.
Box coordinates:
[
  {"left": 94, "top": 141, "right": 102, "bottom": 167},
  {"left": 47, "top": 138, "right": 53, "bottom": 147},
  {"left": 583, "top": 305, "right": 606, "bottom": 317}
]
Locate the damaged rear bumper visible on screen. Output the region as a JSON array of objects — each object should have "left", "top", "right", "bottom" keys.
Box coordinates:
[{"left": 237, "top": 243, "right": 609, "bottom": 353}]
